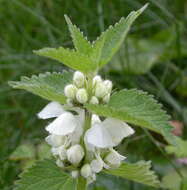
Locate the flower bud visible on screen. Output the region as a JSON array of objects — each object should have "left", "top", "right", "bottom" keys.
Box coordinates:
[
  {"left": 103, "top": 94, "right": 110, "bottom": 103},
  {"left": 64, "top": 84, "right": 77, "bottom": 99},
  {"left": 67, "top": 144, "right": 84, "bottom": 165},
  {"left": 104, "top": 150, "right": 126, "bottom": 168},
  {"left": 104, "top": 80, "right": 112, "bottom": 93},
  {"left": 66, "top": 98, "right": 73, "bottom": 106},
  {"left": 95, "top": 82, "right": 108, "bottom": 98},
  {"left": 73, "top": 71, "right": 85, "bottom": 88},
  {"left": 56, "top": 159, "right": 64, "bottom": 168},
  {"left": 71, "top": 170, "right": 79, "bottom": 178},
  {"left": 90, "top": 159, "right": 103, "bottom": 173},
  {"left": 81, "top": 164, "right": 92, "bottom": 178},
  {"left": 76, "top": 88, "right": 88, "bottom": 104},
  {"left": 45, "top": 134, "right": 65, "bottom": 147},
  {"left": 92, "top": 75, "right": 102, "bottom": 86},
  {"left": 90, "top": 96, "right": 99, "bottom": 104}
]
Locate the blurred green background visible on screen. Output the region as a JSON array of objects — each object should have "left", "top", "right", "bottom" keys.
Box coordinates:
[{"left": 0, "top": 0, "right": 187, "bottom": 189}]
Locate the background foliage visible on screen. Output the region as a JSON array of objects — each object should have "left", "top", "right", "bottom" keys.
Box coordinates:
[{"left": 0, "top": 0, "right": 187, "bottom": 189}]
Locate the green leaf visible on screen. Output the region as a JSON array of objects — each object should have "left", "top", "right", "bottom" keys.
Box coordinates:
[
  {"left": 165, "top": 137, "right": 187, "bottom": 158},
  {"left": 34, "top": 47, "right": 96, "bottom": 73},
  {"left": 14, "top": 159, "right": 76, "bottom": 190},
  {"left": 9, "top": 144, "right": 35, "bottom": 161},
  {"left": 85, "top": 89, "right": 173, "bottom": 141},
  {"left": 92, "top": 4, "right": 148, "bottom": 67},
  {"left": 9, "top": 71, "right": 72, "bottom": 104},
  {"left": 64, "top": 15, "right": 92, "bottom": 55},
  {"left": 104, "top": 161, "right": 160, "bottom": 187}
]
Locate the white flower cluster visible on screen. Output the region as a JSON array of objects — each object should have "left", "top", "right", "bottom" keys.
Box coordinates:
[
  {"left": 37, "top": 71, "right": 134, "bottom": 184},
  {"left": 64, "top": 71, "right": 112, "bottom": 105}
]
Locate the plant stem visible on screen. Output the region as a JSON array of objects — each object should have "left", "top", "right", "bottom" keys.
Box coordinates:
[{"left": 77, "top": 176, "right": 87, "bottom": 190}]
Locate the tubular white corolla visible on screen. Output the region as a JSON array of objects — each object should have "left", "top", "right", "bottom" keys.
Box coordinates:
[{"left": 37, "top": 73, "right": 135, "bottom": 184}]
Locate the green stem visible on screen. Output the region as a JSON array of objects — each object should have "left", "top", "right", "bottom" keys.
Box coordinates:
[{"left": 77, "top": 176, "right": 87, "bottom": 190}]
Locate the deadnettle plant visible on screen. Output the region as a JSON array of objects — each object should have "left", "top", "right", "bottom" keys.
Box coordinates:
[{"left": 9, "top": 4, "right": 175, "bottom": 190}]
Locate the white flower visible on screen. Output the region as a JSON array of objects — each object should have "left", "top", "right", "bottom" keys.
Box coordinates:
[
  {"left": 85, "top": 118, "right": 134, "bottom": 148},
  {"left": 71, "top": 170, "right": 79, "bottom": 178},
  {"left": 104, "top": 80, "right": 112, "bottom": 93},
  {"left": 81, "top": 164, "right": 92, "bottom": 178},
  {"left": 45, "top": 134, "right": 66, "bottom": 147},
  {"left": 90, "top": 158, "right": 103, "bottom": 173},
  {"left": 95, "top": 82, "right": 108, "bottom": 98},
  {"left": 90, "top": 96, "right": 99, "bottom": 104},
  {"left": 103, "top": 94, "right": 110, "bottom": 103},
  {"left": 76, "top": 88, "right": 88, "bottom": 104},
  {"left": 67, "top": 144, "right": 85, "bottom": 165},
  {"left": 105, "top": 149, "right": 126, "bottom": 168},
  {"left": 92, "top": 75, "right": 102, "bottom": 86},
  {"left": 38, "top": 102, "right": 85, "bottom": 143},
  {"left": 51, "top": 146, "right": 67, "bottom": 160},
  {"left": 73, "top": 71, "right": 85, "bottom": 88},
  {"left": 37, "top": 101, "right": 65, "bottom": 119},
  {"left": 46, "top": 112, "right": 78, "bottom": 135},
  {"left": 64, "top": 84, "right": 77, "bottom": 99}
]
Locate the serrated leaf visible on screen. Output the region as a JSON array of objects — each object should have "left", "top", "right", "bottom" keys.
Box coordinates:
[
  {"left": 165, "top": 137, "right": 187, "bottom": 158},
  {"left": 85, "top": 89, "right": 173, "bottom": 142},
  {"left": 14, "top": 159, "right": 76, "bottom": 190},
  {"left": 34, "top": 47, "right": 96, "bottom": 73},
  {"left": 64, "top": 15, "right": 92, "bottom": 55},
  {"left": 9, "top": 71, "right": 72, "bottom": 104},
  {"left": 9, "top": 144, "right": 35, "bottom": 161},
  {"left": 92, "top": 4, "right": 148, "bottom": 67},
  {"left": 104, "top": 161, "right": 160, "bottom": 187}
]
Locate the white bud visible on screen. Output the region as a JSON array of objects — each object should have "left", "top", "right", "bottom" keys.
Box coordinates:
[
  {"left": 71, "top": 170, "right": 79, "bottom": 178},
  {"left": 56, "top": 159, "right": 64, "bottom": 168},
  {"left": 66, "top": 98, "right": 73, "bottom": 106},
  {"left": 67, "top": 144, "right": 84, "bottom": 165},
  {"left": 92, "top": 75, "right": 102, "bottom": 86},
  {"left": 103, "top": 93, "right": 110, "bottom": 103},
  {"left": 90, "top": 96, "right": 99, "bottom": 104},
  {"left": 76, "top": 88, "right": 88, "bottom": 104},
  {"left": 104, "top": 80, "right": 112, "bottom": 93},
  {"left": 105, "top": 149, "right": 126, "bottom": 168},
  {"left": 81, "top": 164, "right": 92, "bottom": 178},
  {"left": 45, "top": 134, "right": 65, "bottom": 147},
  {"left": 90, "top": 159, "right": 103, "bottom": 173},
  {"left": 73, "top": 71, "right": 85, "bottom": 88},
  {"left": 95, "top": 82, "right": 108, "bottom": 98},
  {"left": 64, "top": 84, "right": 77, "bottom": 99}
]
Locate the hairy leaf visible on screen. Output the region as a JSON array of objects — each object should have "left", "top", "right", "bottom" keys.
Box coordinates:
[
  {"left": 34, "top": 47, "right": 96, "bottom": 73},
  {"left": 86, "top": 89, "right": 173, "bottom": 141},
  {"left": 92, "top": 4, "right": 148, "bottom": 67},
  {"left": 64, "top": 15, "right": 92, "bottom": 55},
  {"left": 14, "top": 159, "right": 76, "bottom": 190},
  {"left": 104, "top": 161, "right": 160, "bottom": 187},
  {"left": 9, "top": 71, "right": 72, "bottom": 104}
]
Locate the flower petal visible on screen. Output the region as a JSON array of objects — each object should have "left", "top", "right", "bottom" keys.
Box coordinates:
[
  {"left": 103, "top": 118, "right": 134, "bottom": 146},
  {"left": 37, "top": 102, "right": 64, "bottom": 119},
  {"left": 46, "top": 112, "right": 77, "bottom": 135},
  {"left": 85, "top": 123, "right": 115, "bottom": 148}
]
